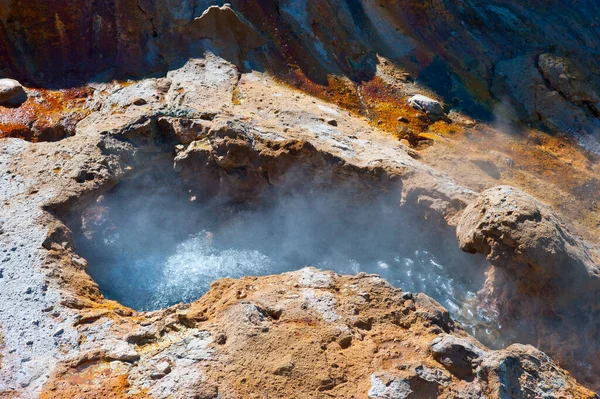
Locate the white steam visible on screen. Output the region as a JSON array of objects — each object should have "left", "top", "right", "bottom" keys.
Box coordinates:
[{"left": 74, "top": 173, "right": 493, "bottom": 339}]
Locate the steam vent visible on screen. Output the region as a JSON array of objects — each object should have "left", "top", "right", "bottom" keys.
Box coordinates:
[{"left": 3, "top": 1, "right": 600, "bottom": 398}]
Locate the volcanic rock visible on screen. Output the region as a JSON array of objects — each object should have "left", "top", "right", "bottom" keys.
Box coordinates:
[
  {"left": 431, "top": 335, "right": 487, "bottom": 379},
  {"left": 1, "top": 2, "right": 600, "bottom": 397},
  {"left": 368, "top": 372, "right": 414, "bottom": 399},
  {"left": 407, "top": 95, "right": 444, "bottom": 121},
  {"left": 457, "top": 185, "right": 600, "bottom": 388},
  {"left": 457, "top": 185, "right": 600, "bottom": 301},
  {"left": 0, "top": 78, "right": 26, "bottom": 106},
  {"left": 476, "top": 344, "right": 593, "bottom": 399},
  {"left": 186, "top": 5, "right": 265, "bottom": 64},
  {"left": 538, "top": 53, "right": 600, "bottom": 106}
]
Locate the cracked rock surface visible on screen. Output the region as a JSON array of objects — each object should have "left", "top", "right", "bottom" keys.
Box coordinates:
[
  {"left": 1, "top": 2, "right": 600, "bottom": 398},
  {"left": 0, "top": 51, "right": 596, "bottom": 398}
]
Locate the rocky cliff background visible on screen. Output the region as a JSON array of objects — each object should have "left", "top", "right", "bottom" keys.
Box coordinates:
[{"left": 3, "top": 1, "right": 600, "bottom": 128}]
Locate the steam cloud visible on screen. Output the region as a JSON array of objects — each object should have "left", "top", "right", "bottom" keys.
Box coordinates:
[{"left": 73, "top": 167, "right": 493, "bottom": 339}]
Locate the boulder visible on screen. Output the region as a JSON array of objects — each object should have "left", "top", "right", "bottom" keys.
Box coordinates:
[
  {"left": 457, "top": 186, "right": 600, "bottom": 389},
  {"left": 0, "top": 78, "right": 27, "bottom": 106},
  {"left": 407, "top": 95, "right": 444, "bottom": 120},
  {"left": 457, "top": 186, "right": 600, "bottom": 302},
  {"left": 431, "top": 335, "right": 487, "bottom": 379},
  {"left": 186, "top": 5, "right": 265, "bottom": 65}
]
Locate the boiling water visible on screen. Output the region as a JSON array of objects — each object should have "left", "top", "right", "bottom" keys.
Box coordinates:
[{"left": 74, "top": 178, "right": 494, "bottom": 337}]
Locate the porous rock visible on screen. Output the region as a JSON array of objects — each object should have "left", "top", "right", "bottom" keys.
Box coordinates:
[
  {"left": 431, "top": 335, "right": 487, "bottom": 379},
  {"left": 457, "top": 185, "right": 600, "bottom": 301},
  {"left": 0, "top": 19, "right": 597, "bottom": 395}
]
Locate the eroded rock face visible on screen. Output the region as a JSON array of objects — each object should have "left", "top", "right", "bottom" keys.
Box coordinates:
[
  {"left": 36, "top": 268, "right": 597, "bottom": 399},
  {"left": 0, "top": 49, "right": 479, "bottom": 397},
  {"left": 457, "top": 185, "right": 600, "bottom": 389},
  {"left": 477, "top": 344, "right": 590, "bottom": 399},
  {"left": 457, "top": 186, "right": 600, "bottom": 300},
  {"left": 538, "top": 53, "right": 600, "bottom": 108},
  {"left": 0, "top": 62, "right": 594, "bottom": 396},
  {"left": 0, "top": 8, "right": 599, "bottom": 395},
  {"left": 2, "top": 0, "right": 600, "bottom": 137},
  {"left": 491, "top": 54, "right": 600, "bottom": 145}
]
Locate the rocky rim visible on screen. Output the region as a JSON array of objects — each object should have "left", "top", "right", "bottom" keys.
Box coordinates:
[{"left": 1, "top": 2, "right": 600, "bottom": 398}]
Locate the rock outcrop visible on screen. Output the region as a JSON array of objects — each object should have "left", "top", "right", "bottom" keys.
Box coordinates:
[
  {"left": 1, "top": 2, "right": 600, "bottom": 397},
  {"left": 457, "top": 185, "right": 600, "bottom": 389},
  {"left": 538, "top": 53, "right": 600, "bottom": 110},
  {"left": 36, "top": 268, "right": 597, "bottom": 399},
  {"left": 1, "top": 52, "right": 596, "bottom": 396},
  {"left": 457, "top": 186, "right": 600, "bottom": 301},
  {"left": 2, "top": 0, "right": 600, "bottom": 139}
]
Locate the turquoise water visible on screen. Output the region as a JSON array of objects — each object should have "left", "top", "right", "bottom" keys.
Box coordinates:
[{"left": 74, "top": 178, "right": 494, "bottom": 339}]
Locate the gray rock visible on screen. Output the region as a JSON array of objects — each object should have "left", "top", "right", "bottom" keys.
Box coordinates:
[
  {"left": 414, "top": 365, "right": 451, "bottom": 387},
  {"left": 431, "top": 335, "right": 487, "bottom": 379},
  {"left": 477, "top": 344, "right": 581, "bottom": 399},
  {"left": 0, "top": 78, "right": 27, "bottom": 106},
  {"left": 538, "top": 53, "right": 600, "bottom": 105},
  {"left": 491, "top": 55, "right": 543, "bottom": 123},
  {"left": 368, "top": 370, "right": 441, "bottom": 399},
  {"left": 491, "top": 55, "right": 598, "bottom": 141},
  {"left": 407, "top": 95, "right": 444, "bottom": 120},
  {"left": 368, "top": 372, "right": 413, "bottom": 399}
]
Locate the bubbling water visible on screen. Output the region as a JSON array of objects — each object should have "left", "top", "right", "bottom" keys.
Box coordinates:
[{"left": 73, "top": 173, "right": 495, "bottom": 339}]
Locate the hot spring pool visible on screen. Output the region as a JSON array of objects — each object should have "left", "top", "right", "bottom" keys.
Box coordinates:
[{"left": 71, "top": 169, "right": 497, "bottom": 341}]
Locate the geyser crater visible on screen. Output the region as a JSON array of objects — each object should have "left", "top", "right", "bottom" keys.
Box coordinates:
[{"left": 66, "top": 148, "right": 495, "bottom": 341}]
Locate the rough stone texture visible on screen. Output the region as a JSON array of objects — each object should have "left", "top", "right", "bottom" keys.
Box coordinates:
[
  {"left": 431, "top": 335, "right": 487, "bottom": 379},
  {"left": 0, "top": 2, "right": 600, "bottom": 397},
  {"left": 0, "top": 51, "right": 595, "bottom": 397},
  {"left": 457, "top": 186, "right": 600, "bottom": 300},
  {"left": 0, "top": 86, "right": 90, "bottom": 141},
  {"left": 477, "top": 344, "right": 585, "bottom": 399},
  {"left": 457, "top": 185, "right": 600, "bottom": 389},
  {"left": 538, "top": 53, "right": 600, "bottom": 107},
  {"left": 2, "top": 0, "right": 600, "bottom": 138},
  {"left": 1, "top": 6, "right": 598, "bottom": 238},
  {"left": 37, "top": 268, "right": 598, "bottom": 399},
  {"left": 0, "top": 51, "right": 471, "bottom": 398},
  {"left": 491, "top": 54, "right": 600, "bottom": 152},
  {"left": 0, "top": 79, "right": 26, "bottom": 106},
  {"left": 407, "top": 95, "right": 444, "bottom": 121},
  {"left": 368, "top": 372, "right": 414, "bottom": 399}
]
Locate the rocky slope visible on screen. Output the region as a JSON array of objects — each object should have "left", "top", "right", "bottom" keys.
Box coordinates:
[
  {"left": 38, "top": 268, "right": 597, "bottom": 399},
  {"left": 3, "top": 0, "right": 600, "bottom": 134},
  {"left": 1, "top": 2, "right": 599, "bottom": 398}
]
